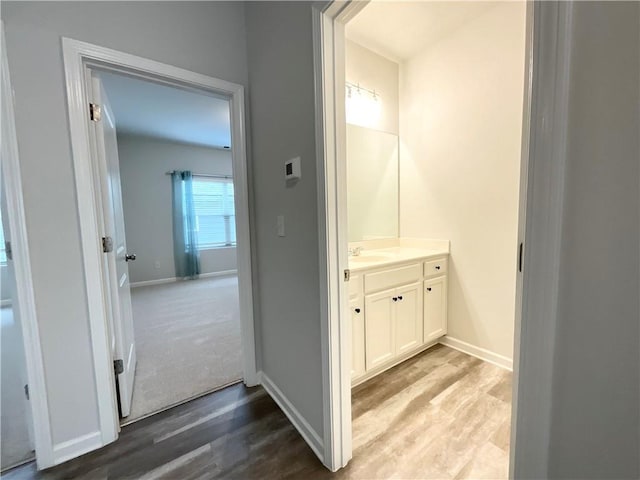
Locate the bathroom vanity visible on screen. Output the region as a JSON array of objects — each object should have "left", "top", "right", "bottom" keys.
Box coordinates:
[{"left": 348, "top": 246, "right": 448, "bottom": 386}]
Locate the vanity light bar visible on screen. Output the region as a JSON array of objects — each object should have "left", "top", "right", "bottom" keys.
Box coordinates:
[{"left": 346, "top": 81, "right": 380, "bottom": 100}]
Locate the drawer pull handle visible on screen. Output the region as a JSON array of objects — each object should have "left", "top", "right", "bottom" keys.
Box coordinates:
[
  {"left": 426, "top": 287, "right": 432, "bottom": 292},
  {"left": 392, "top": 297, "right": 398, "bottom": 302},
  {"left": 398, "top": 295, "right": 403, "bottom": 301},
  {"left": 355, "top": 308, "right": 361, "bottom": 314},
  {"left": 435, "top": 266, "right": 441, "bottom": 270}
]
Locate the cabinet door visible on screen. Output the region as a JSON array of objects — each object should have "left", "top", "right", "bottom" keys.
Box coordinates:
[
  {"left": 364, "top": 288, "right": 396, "bottom": 370},
  {"left": 350, "top": 298, "right": 366, "bottom": 379},
  {"left": 395, "top": 282, "right": 424, "bottom": 355},
  {"left": 424, "top": 276, "right": 447, "bottom": 342}
]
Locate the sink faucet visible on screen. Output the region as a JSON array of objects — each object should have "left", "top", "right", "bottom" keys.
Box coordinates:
[{"left": 348, "top": 246, "right": 364, "bottom": 257}]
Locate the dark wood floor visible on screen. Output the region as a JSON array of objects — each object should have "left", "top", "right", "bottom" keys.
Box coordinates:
[{"left": 3, "top": 345, "right": 511, "bottom": 480}]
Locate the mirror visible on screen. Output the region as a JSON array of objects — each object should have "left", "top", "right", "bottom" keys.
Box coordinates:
[{"left": 346, "top": 124, "right": 399, "bottom": 242}]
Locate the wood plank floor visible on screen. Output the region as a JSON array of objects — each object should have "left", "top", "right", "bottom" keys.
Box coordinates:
[{"left": 2, "top": 345, "right": 511, "bottom": 480}]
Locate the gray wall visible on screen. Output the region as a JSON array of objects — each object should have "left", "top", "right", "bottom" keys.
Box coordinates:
[
  {"left": 2, "top": 1, "right": 249, "bottom": 447},
  {"left": 245, "top": 1, "right": 324, "bottom": 437},
  {"left": 547, "top": 2, "right": 639, "bottom": 477},
  {"left": 117, "top": 134, "right": 237, "bottom": 284}
]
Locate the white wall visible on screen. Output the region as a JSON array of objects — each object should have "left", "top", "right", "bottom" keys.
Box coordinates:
[
  {"left": 399, "top": 3, "right": 526, "bottom": 360},
  {"left": 2, "top": 0, "right": 249, "bottom": 450},
  {"left": 117, "top": 134, "right": 237, "bottom": 284},
  {"left": 546, "top": 2, "right": 639, "bottom": 477},
  {"left": 345, "top": 40, "right": 399, "bottom": 134},
  {"left": 245, "top": 1, "right": 325, "bottom": 439}
]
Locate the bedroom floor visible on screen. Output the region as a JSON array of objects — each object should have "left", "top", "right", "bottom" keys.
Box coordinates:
[{"left": 125, "top": 275, "right": 243, "bottom": 421}]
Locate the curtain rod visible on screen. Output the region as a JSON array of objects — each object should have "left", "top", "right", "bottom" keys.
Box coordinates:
[{"left": 165, "top": 170, "right": 233, "bottom": 179}]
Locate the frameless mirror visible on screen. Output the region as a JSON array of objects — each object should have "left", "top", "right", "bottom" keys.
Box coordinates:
[{"left": 346, "top": 124, "right": 399, "bottom": 242}]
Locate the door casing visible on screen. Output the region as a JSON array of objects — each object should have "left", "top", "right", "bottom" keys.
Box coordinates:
[{"left": 62, "top": 38, "right": 258, "bottom": 462}]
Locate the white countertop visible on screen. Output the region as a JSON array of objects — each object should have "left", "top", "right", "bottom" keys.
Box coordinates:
[{"left": 348, "top": 246, "right": 449, "bottom": 272}]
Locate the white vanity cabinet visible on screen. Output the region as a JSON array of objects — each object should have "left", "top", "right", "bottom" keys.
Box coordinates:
[
  {"left": 350, "top": 253, "right": 449, "bottom": 386},
  {"left": 424, "top": 258, "right": 448, "bottom": 343},
  {"left": 349, "top": 275, "right": 366, "bottom": 379}
]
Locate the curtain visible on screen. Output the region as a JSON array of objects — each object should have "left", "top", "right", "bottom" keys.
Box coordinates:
[{"left": 172, "top": 171, "right": 201, "bottom": 279}]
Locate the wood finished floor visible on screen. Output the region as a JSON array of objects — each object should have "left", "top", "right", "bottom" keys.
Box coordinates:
[{"left": 3, "top": 345, "right": 511, "bottom": 480}]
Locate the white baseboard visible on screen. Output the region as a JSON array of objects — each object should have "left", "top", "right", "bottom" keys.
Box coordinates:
[
  {"left": 52, "top": 431, "right": 102, "bottom": 465},
  {"left": 439, "top": 336, "right": 513, "bottom": 371},
  {"left": 130, "top": 270, "right": 238, "bottom": 288},
  {"left": 258, "top": 371, "right": 324, "bottom": 463}
]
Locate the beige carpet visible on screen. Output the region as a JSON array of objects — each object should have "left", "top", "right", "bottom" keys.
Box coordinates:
[{"left": 127, "top": 275, "right": 242, "bottom": 421}]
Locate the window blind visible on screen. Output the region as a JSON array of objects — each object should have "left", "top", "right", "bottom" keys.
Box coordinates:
[{"left": 192, "top": 176, "right": 236, "bottom": 248}]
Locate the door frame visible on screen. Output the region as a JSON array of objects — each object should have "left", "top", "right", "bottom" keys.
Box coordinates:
[
  {"left": 1, "top": 23, "right": 54, "bottom": 469},
  {"left": 313, "top": 0, "right": 573, "bottom": 475},
  {"left": 62, "top": 38, "right": 258, "bottom": 448}
]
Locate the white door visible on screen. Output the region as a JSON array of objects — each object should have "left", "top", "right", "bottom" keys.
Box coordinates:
[
  {"left": 92, "top": 74, "right": 137, "bottom": 418},
  {"left": 350, "top": 298, "right": 365, "bottom": 380},
  {"left": 395, "top": 282, "right": 423, "bottom": 355},
  {"left": 364, "top": 288, "right": 395, "bottom": 370},
  {"left": 424, "top": 276, "right": 447, "bottom": 343}
]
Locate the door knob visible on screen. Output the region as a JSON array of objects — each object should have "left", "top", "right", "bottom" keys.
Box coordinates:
[{"left": 125, "top": 254, "right": 137, "bottom": 262}]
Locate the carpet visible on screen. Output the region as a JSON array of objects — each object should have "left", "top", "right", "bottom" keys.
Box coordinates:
[{"left": 127, "top": 275, "right": 242, "bottom": 421}]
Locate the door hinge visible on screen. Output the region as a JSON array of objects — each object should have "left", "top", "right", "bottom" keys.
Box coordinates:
[
  {"left": 102, "top": 236, "right": 113, "bottom": 253},
  {"left": 114, "top": 359, "right": 124, "bottom": 375},
  {"left": 24, "top": 384, "right": 29, "bottom": 400},
  {"left": 518, "top": 242, "right": 524, "bottom": 273},
  {"left": 89, "top": 103, "right": 101, "bottom": 122},
  {"left": 5, "top": 241, "right": 12, "bottom": 261},
  {"left": 344, "top": 269, "right": 351, "bottom": 282}
]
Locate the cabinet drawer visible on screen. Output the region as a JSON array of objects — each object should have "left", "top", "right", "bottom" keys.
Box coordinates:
[
  {"left": 424, "top": 257, "right": 447, "bottom": 277},
  {"left": 364, "top": 264, "right": 421, "bottom": 294},
  {"left": 349, "top": 274, "right": 362, "bottom": 300}
]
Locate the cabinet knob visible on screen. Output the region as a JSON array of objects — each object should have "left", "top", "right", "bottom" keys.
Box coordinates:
[
  {"left": 426, "top": 287, "right": 432, "bottom": 292},
  {"left": 355, "top": 308, "right": 361, "bottom": 314},
  {"left": 435, "top": 265, "right": 441, "bottom": 270},
  {"left": 392, "top": 297, "right": 398, "bottom": 302},
  {"left": 398, "top": 295, "right": 403, "bottom": 301}
]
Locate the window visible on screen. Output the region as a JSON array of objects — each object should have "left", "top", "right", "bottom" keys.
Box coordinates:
[{"left": 192, "top": 176, "right": 236, "bottom": 249}]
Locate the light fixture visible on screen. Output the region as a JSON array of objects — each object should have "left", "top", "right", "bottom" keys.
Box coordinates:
[{"left": 346, "top": 81, "right": 381, "bottom": 128}]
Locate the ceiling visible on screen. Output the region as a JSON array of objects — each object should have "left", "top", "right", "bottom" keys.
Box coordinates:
[
  {"left": 346, "top": 1, "right": 499, "bottom": 62},
  {"left": 100, "top": 71, "right": 231, "bottom": 149}
]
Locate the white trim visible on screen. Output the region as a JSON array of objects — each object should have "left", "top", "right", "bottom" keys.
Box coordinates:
[
  {"left": 52, "top": 432, "right": 102, "bottom": 465},
  {"left": 259, "top": 372, "right": 325, "bottom": 463},
  {"left": 510, "top": 3, "right": 573, "bottom": 477},
  {"left": 1, "top": 23, "right": 55, "bottom": 469},
  {"left": 129, "top": 270, "right": 238, "bottom": 288},
  {"left": 62, "top": 37, "right": 258, "bottom": 461},
  {"left": 439, "top": 337, "right": 513, "bottom": 371}
]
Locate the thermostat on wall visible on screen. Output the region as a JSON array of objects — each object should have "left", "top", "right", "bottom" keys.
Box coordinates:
[{"left": 285, "top": 156, "right": 302, "bottom": 181}]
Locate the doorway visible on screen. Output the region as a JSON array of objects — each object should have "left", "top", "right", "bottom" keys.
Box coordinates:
[
  {"left": 62, "top": 38, "right": 257, "bottom": 448},
  {"left": 313, "top": 0, "right": 544, "bottom": 474},
  {"left": 89, "top": 70, "right": 246, "bottom": 423}
]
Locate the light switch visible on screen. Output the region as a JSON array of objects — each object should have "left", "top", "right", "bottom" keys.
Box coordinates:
[{"left": 277, "top": 215, "right": 285, "bottom": 237}]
